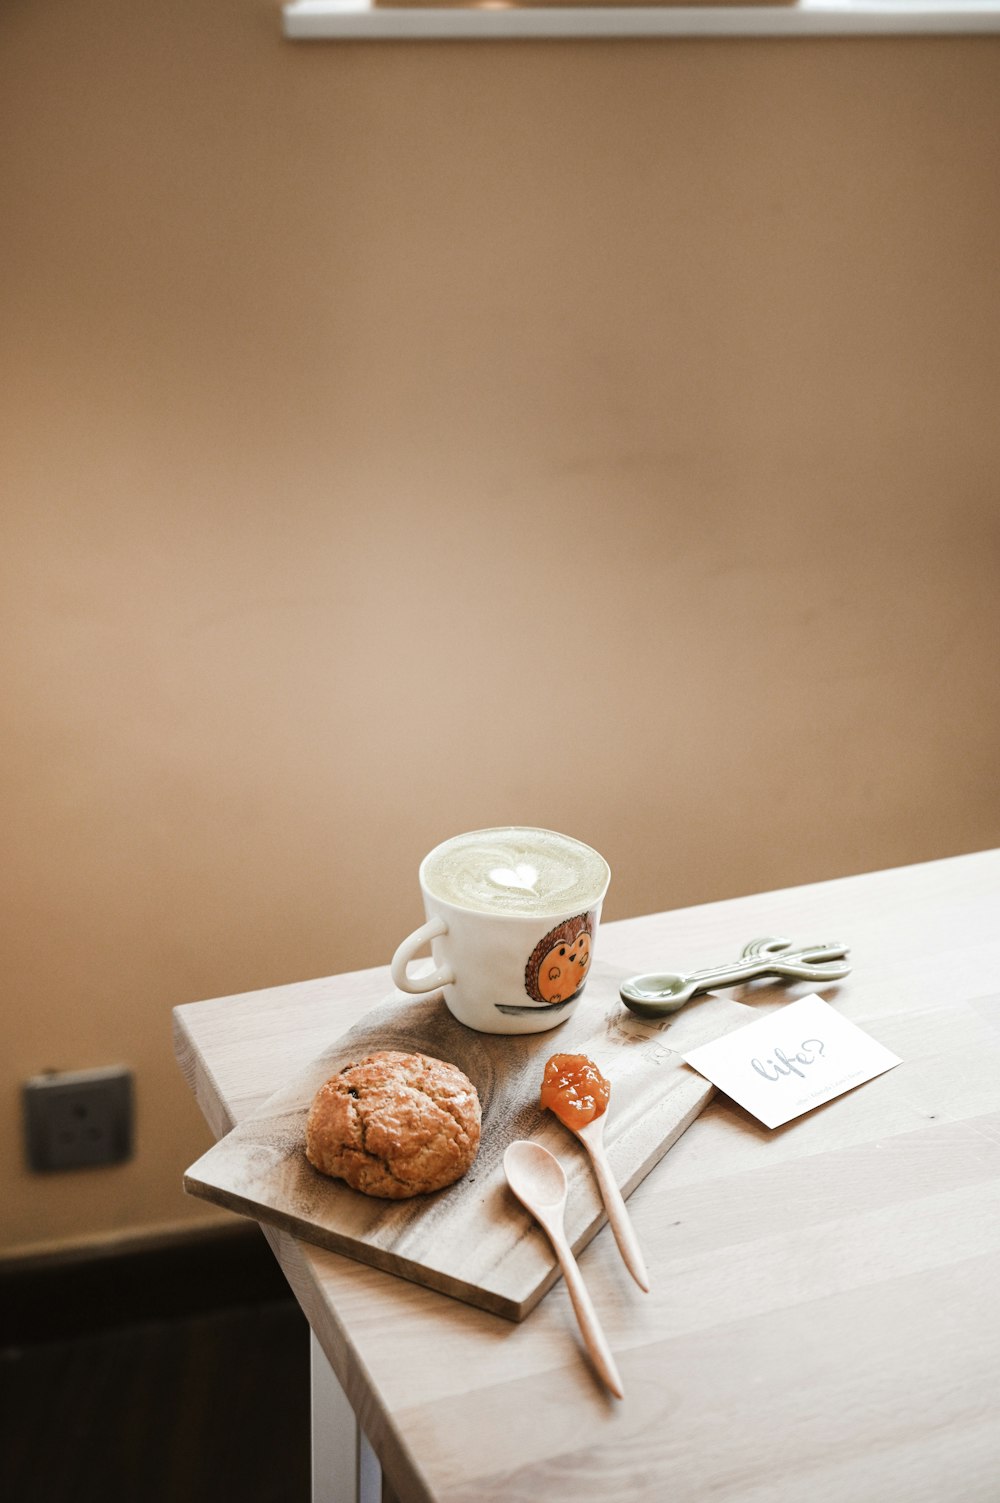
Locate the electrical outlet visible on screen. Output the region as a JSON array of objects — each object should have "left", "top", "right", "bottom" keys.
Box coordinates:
[{"left": 23, "top": 1066, "right": 134, "bottom": 1172}]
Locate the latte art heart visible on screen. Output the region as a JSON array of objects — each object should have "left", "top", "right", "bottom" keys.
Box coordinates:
[
  {"left": 488, "top": 864, "right": 539, "bottom": 893},
  {"left": 422, "top": 828, "right": 609, "bottom": 917}
]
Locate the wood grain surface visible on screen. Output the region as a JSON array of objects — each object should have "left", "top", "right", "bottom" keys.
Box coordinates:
[{"left": 183, "top": 966, "right": 752, "bottom": 1318}]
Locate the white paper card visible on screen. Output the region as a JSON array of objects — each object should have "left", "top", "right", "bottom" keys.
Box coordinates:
[{"left": 682, "top": 994, "right": 901, "bottom": 1130}]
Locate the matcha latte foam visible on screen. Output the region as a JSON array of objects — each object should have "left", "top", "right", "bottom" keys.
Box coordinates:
[{"left": 421, "top": 828, "right": 610, "bottom": 918}]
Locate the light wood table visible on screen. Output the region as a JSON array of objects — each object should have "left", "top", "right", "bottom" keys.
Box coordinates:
[{"left": 174, "top": 849, "right": 1000, "bottom": 1503}]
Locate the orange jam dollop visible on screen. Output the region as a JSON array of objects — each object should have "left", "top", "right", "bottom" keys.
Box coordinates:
[{"left": 540, "top": 1053, "right": 611, "bottom": 1129}]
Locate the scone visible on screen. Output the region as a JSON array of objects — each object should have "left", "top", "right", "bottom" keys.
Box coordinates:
[{"left": 305, "top": 1049, "right": 481, "bottom": 1199}]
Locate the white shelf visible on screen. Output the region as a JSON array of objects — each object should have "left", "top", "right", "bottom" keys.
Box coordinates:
[{"left": 283, "top": 1, "right": 1000, "bottom": 43}]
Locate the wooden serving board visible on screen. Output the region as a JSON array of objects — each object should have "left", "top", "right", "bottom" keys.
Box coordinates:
[{"left": 183, "top": 964, "right": 752, "bottom": 1319}]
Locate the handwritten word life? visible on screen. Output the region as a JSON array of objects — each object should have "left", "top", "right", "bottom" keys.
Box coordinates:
[{"left": 751, "top": 1038, "right": 827, "bottom": 1083}]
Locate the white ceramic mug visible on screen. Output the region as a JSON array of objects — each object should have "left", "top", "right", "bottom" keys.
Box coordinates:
[{"left": 390, "top": 827, "right": 611, "bottom": 1035}]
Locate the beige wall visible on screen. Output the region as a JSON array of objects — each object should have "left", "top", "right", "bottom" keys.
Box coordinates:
[{"left": 2, "top": 0, "right": 999, "bottom": 1259}]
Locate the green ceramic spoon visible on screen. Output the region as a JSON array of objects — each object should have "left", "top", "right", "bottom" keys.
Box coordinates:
[{"left": 619, "top": 936, "right": 851, "bottom": 1020}]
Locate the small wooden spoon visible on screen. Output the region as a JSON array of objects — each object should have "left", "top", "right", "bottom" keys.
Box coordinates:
[
  {"left": 571, "top": 1112, "right": 650, "bottom": 1294},
  {"left": 504, "top": 1140, "right": 624, "bottom": 1399}
]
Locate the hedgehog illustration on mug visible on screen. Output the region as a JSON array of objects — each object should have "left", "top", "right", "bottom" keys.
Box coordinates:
[{"left": 524, "top": 912, "right": 596, "bottom": 1007}]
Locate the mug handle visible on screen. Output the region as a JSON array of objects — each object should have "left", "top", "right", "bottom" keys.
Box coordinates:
[{"left": 390, "top": 916, "right": 454, "bottom": 994}]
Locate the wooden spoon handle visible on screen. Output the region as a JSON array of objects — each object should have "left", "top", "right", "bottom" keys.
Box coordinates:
[
  {"left": 585, "top": 1139, "right": 651, "bottom": 1294},
  {"left": 547, "top": 1226, "right": 625, "bottom": 1400}
]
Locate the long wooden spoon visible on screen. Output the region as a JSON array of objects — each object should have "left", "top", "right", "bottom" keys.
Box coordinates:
[
  {"left": 571, "top": 1112, "right": 650, "bottom": 1293},
  {"left": 503, "top": 1140, "right": 625, "bottom": 1399}
]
